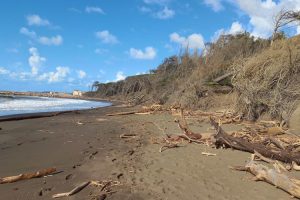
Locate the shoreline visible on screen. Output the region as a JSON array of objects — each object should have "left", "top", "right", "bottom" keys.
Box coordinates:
[
  {"left": 0, "top": 92, "right": 118, "bottom": 103},
  {"left": 0, "top": 95, "right": 122, "bottom": 122}
]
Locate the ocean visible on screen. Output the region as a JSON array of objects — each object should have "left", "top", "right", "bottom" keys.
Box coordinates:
[{"left": 0, "top": 95, "right": 111, "bottom": 116}]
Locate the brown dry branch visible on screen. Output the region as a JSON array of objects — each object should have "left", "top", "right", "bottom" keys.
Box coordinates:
[
  {"left": 156, "top": 109, "right": 216, "bottom": 147},
  {"left": 273, "top": 9, "right": 300, "bottom": 40},
  {"left": 0, "top": 168, "right": 56, "bottom": 184},
  {"left": 159, "top": 143, "right": 182, "bottom": 153},
  {"left": 210, "top": 117, "right": 300, "bottom": 165},
  {"left": 176, "top": 109, "right": 209, "bottom": 142},
  {"left": 233, "top": 160, "right": 300, "bottom": 199}
]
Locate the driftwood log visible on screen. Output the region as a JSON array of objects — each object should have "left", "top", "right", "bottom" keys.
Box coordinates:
[
  {"left": 233, "top": 161, "right": 300, "bottom": 198},
  {"left": 0, "top": 168, "right": 56, "bottom": 184},
  {"left": 52, "top": 181, "right": 91, "bottom": 198},
  {"left": 210, "top": 117, "right": 300, "bottom": 165},
  {"left": 106, "top": 111, "right": 138, "bottom": 116}
]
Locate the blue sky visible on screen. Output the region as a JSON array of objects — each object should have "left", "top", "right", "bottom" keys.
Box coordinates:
[{"left": 0, "top": 0, "right": 299, "bottom": 92}]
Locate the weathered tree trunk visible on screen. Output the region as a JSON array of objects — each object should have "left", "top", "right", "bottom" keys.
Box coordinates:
[
  {"left": 210, "top": 117, "right": 300, "bottom": 164},
  {"left": 234, "top": 161, "right": 300, "bottom": 198},
  {"left": 0, "top": 168, "right": 56, "bottom": 184}
]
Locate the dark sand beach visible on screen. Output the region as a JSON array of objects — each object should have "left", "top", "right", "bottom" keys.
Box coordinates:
[{"left": 0, "top": 104, "right": 294, "bottom": 200}]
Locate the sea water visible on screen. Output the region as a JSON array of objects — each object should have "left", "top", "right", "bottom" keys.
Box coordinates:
[{"left": 0, "top": 95, "right": 111, "bottom": 116}]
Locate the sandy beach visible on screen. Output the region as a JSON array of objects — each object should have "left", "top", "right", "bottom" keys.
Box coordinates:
[{"left": 0, "top": 104, "right": 293, "bottom": 200}]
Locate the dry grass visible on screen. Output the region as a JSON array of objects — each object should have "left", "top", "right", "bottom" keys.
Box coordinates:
[
  {"left": 232, "top": 36, "right": 300, "bottom": 121},
  {"left": 87, "top": 33, "right": 273, "bottom": 113}
]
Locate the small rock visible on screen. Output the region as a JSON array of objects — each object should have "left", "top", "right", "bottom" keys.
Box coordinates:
[
  {"left": 128, "top": 150, "right": 134, "bottom": 156},
  {"left": 72, "top": 164, "right": 81, "bottom": 169},
  {"left": 65, "top": 174, "right": 73, "bottom": 180},
  {"left": 117, "top": 173, "right": 123, "bottom": 179},
  {"left": 97, "top": 194, "right": 107, "bottom": 200}
]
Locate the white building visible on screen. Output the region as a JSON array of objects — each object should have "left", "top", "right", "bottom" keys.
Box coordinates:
[{"left": 72, "top": 90, "right": 83, "bottom": 97}]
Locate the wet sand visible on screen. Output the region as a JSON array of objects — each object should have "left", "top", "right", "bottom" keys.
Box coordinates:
[{"left": 0, "top": 105, "right": 292, "bottom": 199}]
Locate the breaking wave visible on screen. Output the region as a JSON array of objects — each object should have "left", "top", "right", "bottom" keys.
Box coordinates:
[{"left": 0, "top": 96, "right": 111, "bottom": 116}]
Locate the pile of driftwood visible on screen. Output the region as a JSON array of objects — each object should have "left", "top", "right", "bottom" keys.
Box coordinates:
[{"left": 150, "top": 108, "right": 300, "bottom": 198}]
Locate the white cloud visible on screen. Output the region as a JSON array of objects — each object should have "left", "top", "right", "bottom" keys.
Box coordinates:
[
  {"left": 297, "top": 26, "right": 300, "bottom": 35},
  {"left": 77, "top": 70, "right": 87, "bottom": 79},
  {"left": 96, "top": 30, "right": 119, "bottom": 44},
  {"left": 234, "top": 0, "right": 300, "bottom": 38},
  {"left": 20, "top": 27, "right": 37, "bottom": 38},
  {"left": 204, "top": 0, "right": 223, "bottom": 12},
  {"left": 20, "top": 27, "right": 63, "bottom": 46},
  {"left": 115, "top": 71, "right": 126, "bottom": 81},
  {"left": 28, "top": 47, "right": 46, "bottom": 75},
  {"left": 38, "top": 35, "right": 63, "bottom": 46},
  {"left": 228, "top": 21, "right": 244, "bottom": 35},
  {"left": 136, "top": 72, "right": 146, "bottom": 75},
  {"left": 27, "top": 14, "right": 50, "bottom": 26},
  {"left": 38, "top": 66, "right": 70, "bottom": 83},
  {"left": 0, "top": 67, "right": 10, "bottom": 75},
  {"left": 129, "top": 47, "right": 157, "bottom": 60},
  {"left": 85, "top": 6, "right": 105, "bottom": 14},
  {"left": 170, "top": 32, "right": 205, "bottom": 49},
  {"left": 3, "top": 47, "right": 74, "bottom": 84},
  {"left": 155, "top": 7, "right": 175, "bottom": 19},
  {"left": 212, "top": 21, "right": 245, "bottom": 41},
  {"left": 0, "top": 48, "right": 47, "bottom": 80}
]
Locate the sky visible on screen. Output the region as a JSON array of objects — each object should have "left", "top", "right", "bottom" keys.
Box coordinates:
[{"left": 0, "top": 0, "right": 300, "bottom": 92}]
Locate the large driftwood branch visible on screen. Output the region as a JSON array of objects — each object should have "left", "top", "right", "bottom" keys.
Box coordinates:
[
  {"left": 210, "top": 117, "right": 300, "bottom": 164},
  {"left": 233, "top": 161, "right": 300, "bottom": 198},
  {"left": 0, "top": 168, "right": 56, "bottom": 184}
]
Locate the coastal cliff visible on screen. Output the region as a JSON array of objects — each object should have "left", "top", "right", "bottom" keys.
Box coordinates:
[{"left": 87, "top": 33, "right": 299, "bottom": 122}]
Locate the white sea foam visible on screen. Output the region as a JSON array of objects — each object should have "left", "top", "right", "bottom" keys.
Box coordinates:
[{"left": 0, "top": 96, "right": 111, "bottom": 116}]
